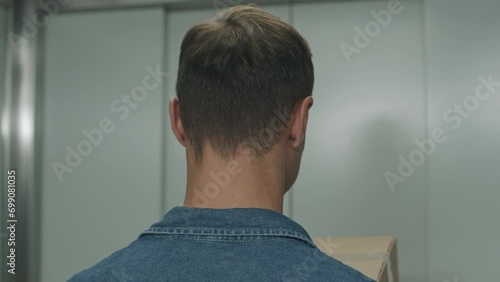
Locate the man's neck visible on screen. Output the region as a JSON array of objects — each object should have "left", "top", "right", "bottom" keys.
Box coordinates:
[{"left": 183, "top": 149, "right": 286, "bottom": 213}]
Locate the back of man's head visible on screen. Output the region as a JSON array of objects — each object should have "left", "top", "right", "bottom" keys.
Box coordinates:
[{"left": 176, "top": 5, "right": 314, "bottom": 163}]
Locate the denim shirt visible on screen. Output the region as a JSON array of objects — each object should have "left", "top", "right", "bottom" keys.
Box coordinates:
[{"left": 69, "top": 206, "right": 374, "bottom": 282}]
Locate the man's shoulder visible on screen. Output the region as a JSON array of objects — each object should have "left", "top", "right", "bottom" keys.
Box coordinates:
[
  {"left": 68, "top": 235, "right": 375, "bottom": 282},
  {"left": 68, "top": 240, "right": 142, "bottom": 282},
  {"left": 281, "top": 243, "right": 375, "bottom": 282}
]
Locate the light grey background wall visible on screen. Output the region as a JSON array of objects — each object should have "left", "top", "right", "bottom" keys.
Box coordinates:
[
  {"left": 291, "top": 1, "right": 427, "bottom": 281},
  {"left": 41, "top": 8, "right": 164, "bottom": 282},
  {"left": 425, "top": 0, "right": 500, "bottom": 281}
]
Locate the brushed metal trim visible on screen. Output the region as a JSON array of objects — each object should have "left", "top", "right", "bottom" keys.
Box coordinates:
[{"left": 1, "top": 0, "right": 43, "bottom": 281}]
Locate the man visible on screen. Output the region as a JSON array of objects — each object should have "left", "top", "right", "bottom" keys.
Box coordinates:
[{"left": 70, "top": 5, "right": 374, "bottom": 282}]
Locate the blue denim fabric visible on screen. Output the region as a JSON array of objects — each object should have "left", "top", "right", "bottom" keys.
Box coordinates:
[{"left": 69, "top": 206, "right": 374, "bottom": 282}]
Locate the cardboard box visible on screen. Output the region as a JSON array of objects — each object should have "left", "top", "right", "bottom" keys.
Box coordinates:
[{"left": 312, "top": 236, "right": 399, "bottom": 282}]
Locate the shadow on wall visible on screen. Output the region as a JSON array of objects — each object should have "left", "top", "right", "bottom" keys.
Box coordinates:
[{"left": 334, "top": 113, "right": 418, "bottom": 195}]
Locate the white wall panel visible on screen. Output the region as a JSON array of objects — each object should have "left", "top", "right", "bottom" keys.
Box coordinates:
[
  {"left": 425, "top": 0, "right": 500, "bottom": 281},
  {"left": 292, "top": 1, "right": 427, "bottom": 281},
  {"left": 41, "top": 9, "right": 164, "bottom": 282}
]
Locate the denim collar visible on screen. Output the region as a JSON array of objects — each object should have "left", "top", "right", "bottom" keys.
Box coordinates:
[{"left": 140, "top": 206, "right": 316, "bottom": 247}]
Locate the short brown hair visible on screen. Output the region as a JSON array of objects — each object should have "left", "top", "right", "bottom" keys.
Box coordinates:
[{"left": 176, "top": 5, "right": 314, "bottom": 162}]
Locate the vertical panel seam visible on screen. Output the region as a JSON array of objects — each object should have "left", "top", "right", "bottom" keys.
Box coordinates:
[
  {"left": 160, "top": 7, "right": 169, "bottom": 217},
  {"left": 420, "top": 0, "right": 430, "bottom": 281}
]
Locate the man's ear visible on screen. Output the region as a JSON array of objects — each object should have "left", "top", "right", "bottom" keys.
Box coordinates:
[
  {"left": 288, "top": 96, "right": 314, "bottom": 149},
  {"left": 169, "top": 97, "right": 187, "bottom": 147}
]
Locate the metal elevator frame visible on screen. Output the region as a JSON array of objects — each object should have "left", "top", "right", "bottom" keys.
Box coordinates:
[{"left": 1, "top": 0, "right": 45, "bottom": 281}]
